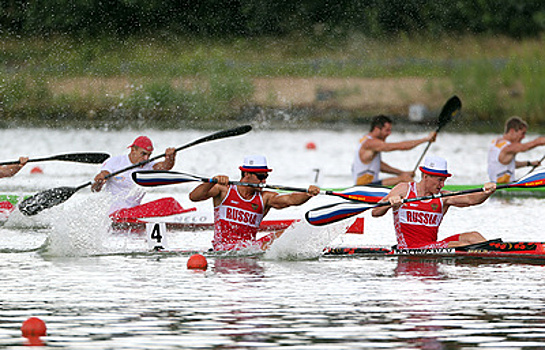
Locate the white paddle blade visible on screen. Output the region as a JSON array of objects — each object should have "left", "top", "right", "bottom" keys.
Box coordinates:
[
  {"left": 332, "top": 185, "right": 390, "bottom": 203},
  {"left": 305, "top": 202, "right": 374, "bottom": 226},
  {"left": 132, "top": 170, "right": 202, "bottom": 187}
]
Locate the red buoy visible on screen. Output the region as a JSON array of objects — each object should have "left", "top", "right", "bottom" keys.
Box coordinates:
[
  {"left": 187, "top": 254, "right": 208, "bottom": 270},
  {"left": 305, "top": 142, "right": 317, "bottom": 150},
  {"left": 30, "top": 166, "right": 43, "bottom": 174},
  {"left": 21, "top": 317, "right": 47, "bottom": 337}
]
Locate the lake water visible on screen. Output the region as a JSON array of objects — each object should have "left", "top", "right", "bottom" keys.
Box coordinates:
[{"left": 1, "top": 127, "right": 545, "bottom": 349}]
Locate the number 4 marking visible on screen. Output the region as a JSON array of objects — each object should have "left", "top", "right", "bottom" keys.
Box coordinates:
[
  {"left": 146, "top": 222, "right": 168, "bottom": 250},
  {"left": 151, "top": 224, "right": 163, "bottom": 243}
]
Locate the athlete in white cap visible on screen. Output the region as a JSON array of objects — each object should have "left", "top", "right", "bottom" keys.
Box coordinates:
[
  {"left": 372, "top": 155, "right": 496, "bottom": 249},
  {"left": 189, "top": 155, "right": 320, "bottom": 251}
]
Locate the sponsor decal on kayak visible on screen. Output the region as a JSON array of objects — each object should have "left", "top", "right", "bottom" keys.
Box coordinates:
[{"left": 394, "top": 247, "right": 455, "bottom": 255}]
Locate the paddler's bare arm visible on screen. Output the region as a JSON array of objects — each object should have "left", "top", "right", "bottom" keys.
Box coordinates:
[
  {"left": 367, "top": 132, "right": 436, "bottom": 153},
  {"left": 189, "top": 175, "right": 229, "bottom": 206},
  {"left": 0, "top": 156, "right": 28, "bottom": 178},
  {"left": 153, "top": 147, "right": 177, "bottom": 170},
  {"left": 371, "top": 183, "right": 408, "bottom": 217},
  {"left": 91, "top": 170, "right": 110, "bottom": 192},
  {"left": 265, "top": 185, "right": 320, "bottom": 210},
  {"left": 444, "top": 182, "right": 496, "bottom": 208},
  {"left": 499, "top": 136, "right": 545, "bottom": 165}
]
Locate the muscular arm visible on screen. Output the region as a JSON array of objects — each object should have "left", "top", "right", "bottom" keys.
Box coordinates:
[
  {"left": 0, "top": 156, "right": 28, "bottom": 178},
  {"left": 443, "top": 183, "right": 496, "bottom": 208},
  {"left": 91, "top": 170, "right": 111, "bottom": 192},
  {"left": 153, "top": 148, "right": 176, "bottom": 170},
  {"left": 359, "top": 132, "right": 435, "bottom": 165},
  {"left": 499, "top": 136, "right": 545, "bottom": 165},
  {"left": 189, "top": 175, "right": 229, "bottom": 207},
  {"left": 380, "top": 161, "right": 404, "bottom": 175},
  {"left": 264, "top": 185, "right": 320, "bottom": 211},
  {"left": 368, "top": 133, "right": 434, "bottom": 153},
  {"left": 371, "top": 183, "right": 408, "bottom": 217}
]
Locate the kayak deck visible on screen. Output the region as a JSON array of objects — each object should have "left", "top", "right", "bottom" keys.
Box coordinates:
[
  {"left": 323, "top": 240, "right": 545, "bottom": 261},
  {"left": 112, "top": 219, "right": 297, "bottom": 232}
]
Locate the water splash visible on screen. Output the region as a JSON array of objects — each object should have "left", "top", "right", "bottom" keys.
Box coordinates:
[
  {"left": 41, "top": 193, "right": 113, "bottom": 257},
  {"left": 264, "top": 219, "right": 353, "bottom": 260}
]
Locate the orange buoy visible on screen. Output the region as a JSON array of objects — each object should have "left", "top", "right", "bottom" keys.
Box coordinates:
[
  {"left": 30, "top": 166, "right": 43, "bottom": 174},
  {"left": 305, "top": 142, "right": 317, "bottom": 150},
  {"left": 187, "top": 254, "right": 208, "bottom": 270},
  {"left": 21, "top": 317, "right": 47, "bottom": 337}
]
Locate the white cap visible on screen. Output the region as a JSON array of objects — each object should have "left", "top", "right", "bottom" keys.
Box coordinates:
[
  {"left": 239, "top": 155, "right": 272, "bottom": 173},
  {"left": 419, "top": 155, "right": 452, "bottom": 177}
]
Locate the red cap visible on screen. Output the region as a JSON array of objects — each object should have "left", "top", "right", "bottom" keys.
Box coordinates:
[{"left": 129, "top": 136, "right": 154, "bottom": 152}]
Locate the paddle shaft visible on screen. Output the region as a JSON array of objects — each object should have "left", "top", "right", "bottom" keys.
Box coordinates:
[
  {"left": 0, "top": 153, "right": 110, "bottom": 166},
  {"left": 305, "top": 180, "right": 530, "bottom": 226},
  {"left": 76, "top": 126, "right": 254, "bottom": 191},
  {"left": 188, "top": 175, "right": 309, "bottom": 192},
  {"left": 411, "top": 96, "right": 461, "bottom": 173},
  {"left": 107, "top": 125, "right": 252, "bottom": 180},
  {"left": 132, "top": 170, "right": 391, "bottom": 203},
  {"left": 18, "top": 126, "right": 252, "bottom": 216},
  {"left": 518, "top": 153, "right": 545, "bottom": 180}
]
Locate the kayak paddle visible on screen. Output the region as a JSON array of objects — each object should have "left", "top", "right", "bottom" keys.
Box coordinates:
[
  {"left": 518, "top": 153, "right": 545, "bottom": 181},
  {"left": 305, "top": 170, "right": 545, "bottom": 226},
  {"left": 0, "top": 152, "right": 110, "bottom": 165},
  {"left": 18, "top": 125, "right": 252, "bottom": 216},
  {"left": 131, "top": 170, "right": 390, "bottom": 203},
  {"left": 411, "top": 95, "right": 462, "bottom": 173}
]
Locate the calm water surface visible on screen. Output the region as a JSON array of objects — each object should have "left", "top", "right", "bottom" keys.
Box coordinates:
[{"left": 0, "top": 128, "right": 544, "bottom": 349}]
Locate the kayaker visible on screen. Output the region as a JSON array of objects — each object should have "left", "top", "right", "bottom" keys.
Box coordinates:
[
  {"left": 189, "top": 155, "right": 320, "bottom": 251},
  {"left": 91, "top": 136, "right": 177, "bottom": 214},
  {"left": 352, "top": 115, "right": 436, "bottom": 186},
  {"left": 372, "top": 155, "right": 496, "bottom": 249},
  {"left": 0, "top": 156, "right": 28, "bottom": 178},
  {"left": 488, "top": 116, "right": 545, "bottom": 183}
]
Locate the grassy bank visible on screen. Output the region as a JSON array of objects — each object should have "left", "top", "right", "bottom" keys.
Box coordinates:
[{"left": 1, "top": 34, "right": 545, "bottom": 131}]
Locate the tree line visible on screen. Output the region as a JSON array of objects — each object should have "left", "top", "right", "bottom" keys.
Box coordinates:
[{"left": 2, "top": 0, "right": 545, "bottom": 39}]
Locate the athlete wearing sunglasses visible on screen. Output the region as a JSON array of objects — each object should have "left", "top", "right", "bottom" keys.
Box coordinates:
[{"left": 189, "top": 155, "right": 320, "bottom": 252}]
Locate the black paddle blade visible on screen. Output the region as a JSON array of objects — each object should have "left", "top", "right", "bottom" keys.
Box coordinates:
[
  {"left": 437, "top": 95, "right": 461, "bottom": 131},
  {"left": 51, "top": 153, "right": 110, "bottom": 164},
  {"left": 18, "top": 187, "right": 80, "bottom": 216},
  {"left": 177, "top": 125, "right": 252, "bottom": 151}
]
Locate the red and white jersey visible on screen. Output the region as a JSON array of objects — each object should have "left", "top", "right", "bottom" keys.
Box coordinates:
[
  {"left": 213, "top": 185, "right": 265, "bottom": 251},
  {"left": 393, "top": 182, "right": 446, "bottom": 249}
]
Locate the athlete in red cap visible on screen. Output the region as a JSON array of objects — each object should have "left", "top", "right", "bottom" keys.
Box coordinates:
[
  {"left": 92, "top": 136, "right": 177, "bottom": 214},
  {"left": 189, "top": 155, "right": 320, "bottom": 251},
  {"left": 372, "top": 155, "right": 496, "bottom": 249}
]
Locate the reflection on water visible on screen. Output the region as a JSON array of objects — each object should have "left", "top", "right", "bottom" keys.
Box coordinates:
[
  {"left": 394, "top": 257, "right": 443, "bottom": 278},
  {"left": 1, "top": 252, "right": 545, "bottom": 349},
  {"left": 213, "top": 256, "right": 265, "bottom": 276}
]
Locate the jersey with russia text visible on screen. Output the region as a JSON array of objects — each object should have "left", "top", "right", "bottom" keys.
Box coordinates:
[
  {"left": 393, "top": 182, "right": 446, "bottom": 249},
  {"left": 213, "top": 185, "right": 265, "bottom": 250}
]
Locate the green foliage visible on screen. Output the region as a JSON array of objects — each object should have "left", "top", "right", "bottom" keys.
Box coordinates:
[
  {"left": 2, "top": 34, "right": 545, "bottom": 130},
  {"left": 3, "top": 0, "right": 545, "bottom": 39}
]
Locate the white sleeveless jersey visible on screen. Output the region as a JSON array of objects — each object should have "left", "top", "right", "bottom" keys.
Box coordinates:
[
  {"left": 487, "top": 138, "right": 515, "bottom": 183},
  {"left": 351, "top": 135, "right": 381, "bottom": 185},
  {"left": 102, "top": 154, "right": 156, "bottom": 214}
]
